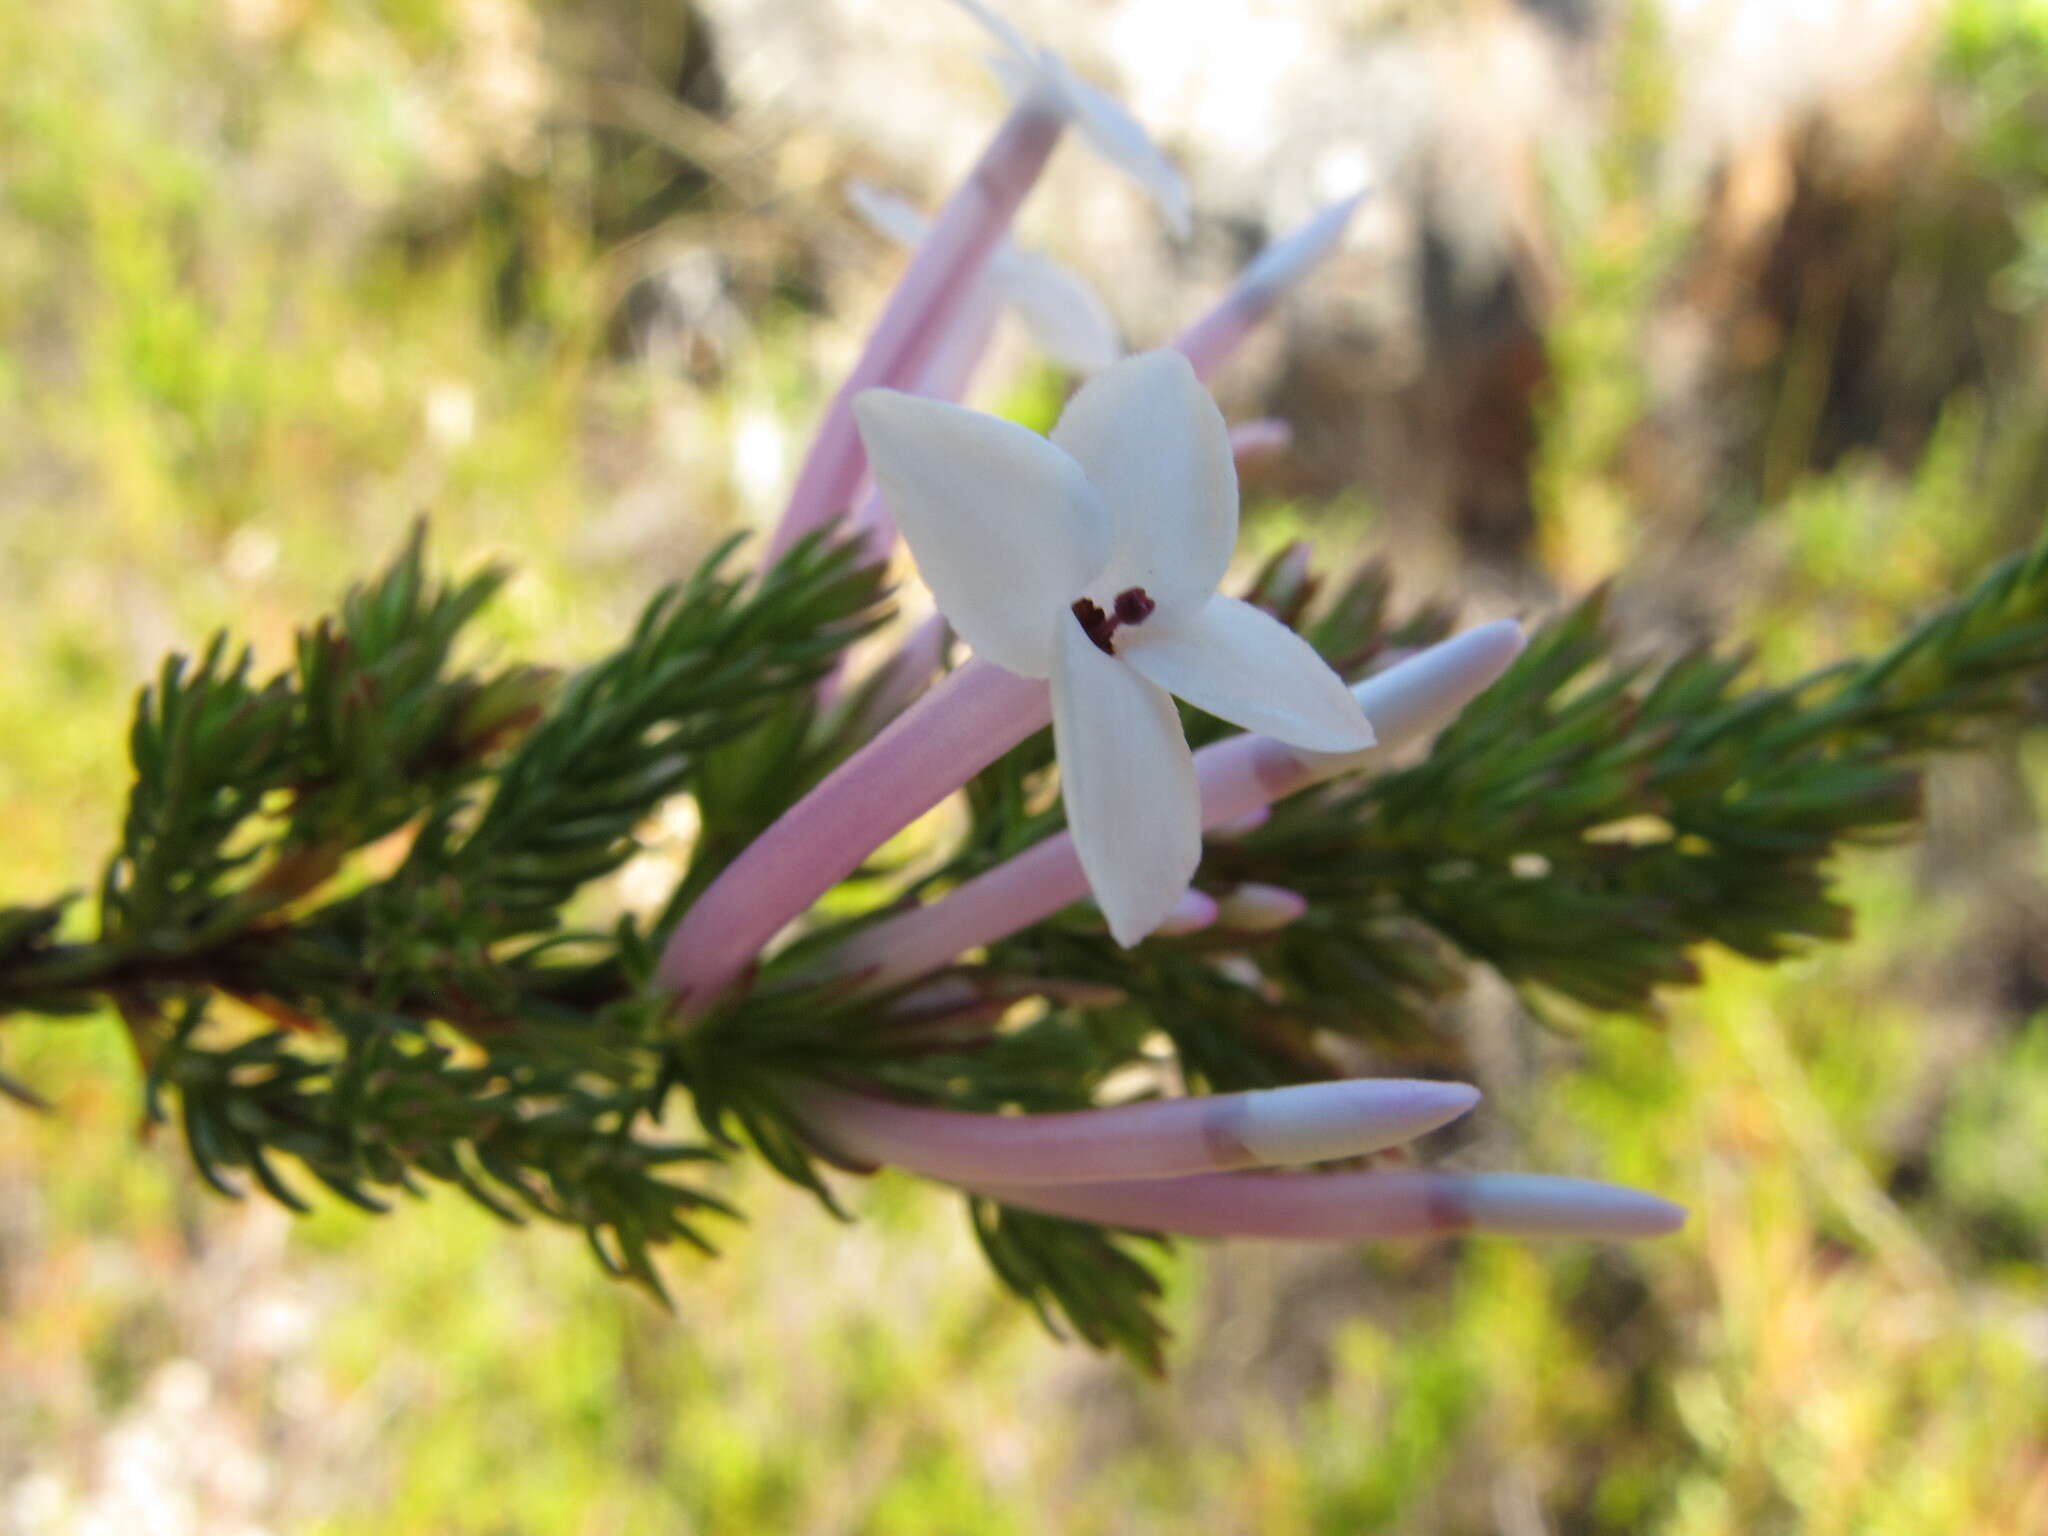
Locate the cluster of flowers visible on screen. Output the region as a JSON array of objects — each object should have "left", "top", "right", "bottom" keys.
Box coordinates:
[{"left": 658, "top": 0, "right": 1681, "bottom": 1247}]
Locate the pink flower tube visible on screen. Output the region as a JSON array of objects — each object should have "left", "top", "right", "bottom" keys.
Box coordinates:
[
  {"left": 828, "top": 619, "right": 1526, "bottom": 990},
  {"left": 1174, "top": 191, "right": 1369, "bottom": 382},
  {"left": 968, "top": 1168, "right": 1687, "bottom": 1242},
  {"left": 794, "top": 1077, "right": 1480, "bottom": 1185},
  {"left": 657, "top": 659, "right": 1050, "bottom": 1008},
  {"left": 766, "top": 99, "right": 1066, "bottom": 563},
  {"left": 837, "top": 192, "right": 1358, "bottom": 568}
]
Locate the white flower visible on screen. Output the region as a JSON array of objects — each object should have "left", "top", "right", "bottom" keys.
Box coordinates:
[
  {"left": 949, "top": 0, "right": 1191, "bottom": 236},
  {"left": 853, "top": 350, "right": 1374, "bottom": 945},
  {"left": 847, "top": 181, "right": 1121, "bottom": 374}
]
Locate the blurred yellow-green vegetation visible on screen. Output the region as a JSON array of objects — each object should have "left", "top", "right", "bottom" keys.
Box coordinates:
[{"left": 4, "top": 0, "right": 2048, "bottom": 1531}]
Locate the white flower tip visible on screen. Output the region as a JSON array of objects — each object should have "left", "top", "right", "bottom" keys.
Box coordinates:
[
  {"left": 1340, "top": 708, "right": 1378, "bottom": 753},
  {"left": 1238, "top": 188, "right": 1373, "bottom": 299},
  {"left": 1457, "top": 1174, "right": 1688, "bottom": 1240},
  {"left": 1232, "top": 1079, "right": 1480, "bottom": 1166},
  {"left": 1348, "top": 619, "right": 1525, "bottom": 750}
]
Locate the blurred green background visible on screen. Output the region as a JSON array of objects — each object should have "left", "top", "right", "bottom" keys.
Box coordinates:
[{"left": 3, "top": 0, "right": 2047, "bottom": 1530}]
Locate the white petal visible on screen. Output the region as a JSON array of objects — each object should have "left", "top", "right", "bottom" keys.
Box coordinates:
[
  {"left": 987, "top": 245, "right": 1121, "bottom": 372},
  {"left": 1045, "top": 55, "right": 1192, "bottom": 237},
  {"left": 845, "top": 181, "right": 931, "bottom": 249},
  {"left": 1119, "top": 596, "right": 1376, "bottom": 752},
  {"left": 956, "top": 3, "right": 1188, "bottom": 238},
  {"left": 1051, "top": 350, "right": 1237, "bottom": 617},
  {"left": 1051, "top": 613, "right": 1201, "bottom": 946},
  {"left": 1237, "top": 189, "right": 1370, "bottom": 298},
  {"left": 854, "top": 390, "right": 1109, "bottom": 678}
]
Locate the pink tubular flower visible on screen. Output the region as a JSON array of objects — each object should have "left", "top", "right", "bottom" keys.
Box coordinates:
[
  {"left": 969, "top": 1169, "right": 1686, "bottom": 1243},
  {"left": 835, "top": 183, "right": 1364, "bottom": 568},
  {"left": 794, "top": 1077, "right": 1481, "bottom": 1185},
  {"left": 767, "top": 100, "right": 1067, "bottom": 563},
  {"left": 662, "top": 357, "right": 1393, "bottom": 1011},
  {"left": 656, "top": 659, "right": 1051, "bottom": 1008},
  {"left": 847, "top": 181, "right": 1121, "bottom": 375},
  {"left": 826, "top": 619, "right": 1526, "bottom": 992},
  {"left": 855, "top": 350, "right": 1375, "bottom": 945},
  {"left": 769, "top": 0, "right": 1191, "bottom": 564},
  {"left": 1175, "top": 191, "right": 1370, "bottom": 381},
  {"left": 788, "top": 1080, "right": 1683, "bottom": 1247},
  {"left": 950, "top": 0, "right": 1190, "bottom": 234}
]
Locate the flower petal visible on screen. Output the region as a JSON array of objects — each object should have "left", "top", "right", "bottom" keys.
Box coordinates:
[
  {"left": 1051, "top": 612, "right": 1201, "bottom": 945},
  {"left": 955, "top": 1, "right": 1189, "bottom": 237},
  {"left": 1044, "top": 54, "right": 1191, "bottom": 236},
  {"left": 854, "top": 390, "right": 1108, "bottom": 678},
  {"left": 1119, "top": 595, "right": 1376, "bottom": 752},
  {"left": 1050, "top": 350, "right": 1237, "bottom": 617},
  {"left": 988, "top": 244, "right": 1121, "bottom": 373},
  {"left": 845, "top": 181, "right": 932, "bottom": 249}
]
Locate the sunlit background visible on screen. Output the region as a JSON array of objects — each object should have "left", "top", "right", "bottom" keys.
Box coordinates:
[{"left": 4, "top": 0, "right": 2047, "bottom": 1529}]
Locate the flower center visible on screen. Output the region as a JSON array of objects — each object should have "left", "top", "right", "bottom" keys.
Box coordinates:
[{"left": 1071, "top": 587, "right": 1156, "bottom": 655}]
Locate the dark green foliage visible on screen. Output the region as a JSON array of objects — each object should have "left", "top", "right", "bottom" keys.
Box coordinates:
[
  {"left": 4, "top": 521, "right": 2047, "bottom": 1363},
  {"left": 286, "top": 522, "right": 525, "bottom": 856},
  {"left": 3, "top": 525, "right": 891, "bottom": 1304},
  {"left": 971, "top": 1200, "right": 1173, "bottom": 1374},
  {"left": 395, "top": 525, "right": 887, "bottom": 941}
]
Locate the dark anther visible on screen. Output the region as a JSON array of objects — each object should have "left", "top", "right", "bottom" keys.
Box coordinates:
[
  {"left": 1073, "top": 587, "right": 1156, "bottom": 656},
  {"left": 1071, "top": 597, "right": 1118, "bottom": 655}
]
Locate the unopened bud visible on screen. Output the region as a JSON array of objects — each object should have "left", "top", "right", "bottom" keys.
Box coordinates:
[
  {"left": 1207, "top": 805, "right": 1271, "bottom": 840},
  {"left": 1155, "top": 889, "right": 1219, "bottom": 936},
  {"left": 1216, "top": 883, "right": 1308, "bottom": 932}
]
